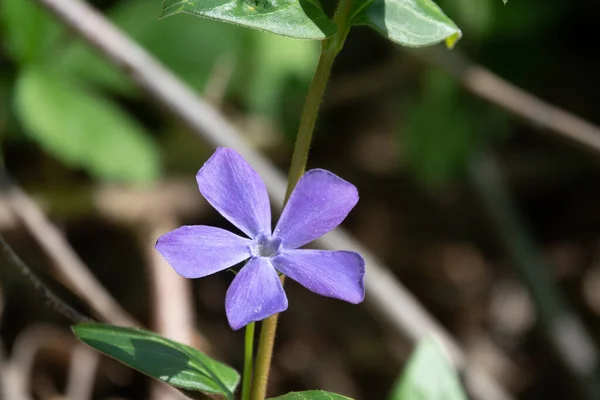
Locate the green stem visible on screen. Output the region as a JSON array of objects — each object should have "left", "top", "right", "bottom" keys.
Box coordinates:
[
  {"left": 283, "top": 1, "right": 353, "bottom": 202},
  {"left": 241, "top": 322, "right": 255, "bottom": 400},
  {"left": 249, "top": 2, "right": 354, "bottom": 400}
]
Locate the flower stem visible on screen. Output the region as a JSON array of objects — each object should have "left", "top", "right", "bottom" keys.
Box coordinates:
[
  {"left": 283, "top": 0, "right": 354, "bottom": 203},
  {"left": 241, "top": 322, "right": 255, "bottom": 400},
  {"left": 250, "top": 2, "right": 354, "bottom": 399}
]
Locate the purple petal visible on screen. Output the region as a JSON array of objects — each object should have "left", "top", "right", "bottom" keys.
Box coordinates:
[
  {"left": 197, "top": 148, "right": 271, "bottom": 238},
  {"left": 226, "top": 257, "right": 287, "bottom": 330},
  {"left": 156, "top": 226, "right": 251, "bottom": 279},
  {"left": 274, "top": 169, "right": 358, "bottom": 249},
  {"left": 272, "top": 249, "right": 365, "bottom": 304}
]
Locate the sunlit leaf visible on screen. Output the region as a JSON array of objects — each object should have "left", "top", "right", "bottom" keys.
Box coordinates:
[
  {"left": 269, "top": 390, "right": 353, "bottom": 400},
  {"left": 161, "top": 0, "right": 336, "bottom": 40},
  {"left": 349, "top": 0, "right": 461, "bottom": 48},
  {"left": 73, "top": 323, "right": 240, "bottom": 399},
  {"left": 15, "top": 68, "right": 160, "bottom": 183},
  {"left": 389, "top": 337, "right": 467, "bottom": 400}
]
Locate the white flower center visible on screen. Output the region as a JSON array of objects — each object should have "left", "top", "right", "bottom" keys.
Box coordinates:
[{"left": 251, "top": 233, "right": 282, "bottom": 258}]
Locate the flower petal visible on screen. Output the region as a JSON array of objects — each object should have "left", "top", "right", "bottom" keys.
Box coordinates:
[
  {"left": 274, "top": 169, "right": 358, "bottom": 249},
  {"left": 226, "top": 257, "right": 287, "bottom": 330},
  {"left": 272, "top": 249, "right": 365, "bottom": 304},
  {"left": 156, "top": 225, "right": 251, "bottom": 279},
  {"left": 197, "top": 148, "right": 271, "bottom": 238}
]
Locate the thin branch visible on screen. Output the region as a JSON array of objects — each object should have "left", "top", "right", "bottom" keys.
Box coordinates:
[
  {"left": 0, "top": 236, "right": 91, "bottom": 324},
  {"left": 412, "top": 47, "right": 600, "bottom": 155},
  {"left": 64, "top": 344, "right": 100, "bottom": 400},
  {"left": 28, "top": 0, "right": 512, "bottom": 399},
  {"left": 0, "top": 338, "right": 5, "bottom": 400},
  {"left": 145, "top": 221, "right": 196, "bottom": 347},
  {"left": 0, "top": 336, "right": 29, "bottom": 400},
  {"left": 0, "top": 171, "right": 138, "bottom": 326},
  {"left": 9, "top": 325, "right": 76, "bottom": 400},
  {"left": 327, "top": 48, "right": 600, "bottom": 155},
  {"left": 469, "top": 153, "right": 600, "bottom": 399},
  {"left": 145, "top": 219, "right": 197, "bottom": 400}
]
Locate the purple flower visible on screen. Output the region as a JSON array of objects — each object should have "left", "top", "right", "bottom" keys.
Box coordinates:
[{"left": 155, "top": 148, "right": 365, "bottom": 330}]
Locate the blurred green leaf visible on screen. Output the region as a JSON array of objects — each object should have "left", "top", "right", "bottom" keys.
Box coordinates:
[
  {"left": 0, "top": 0, "right": 62, "bottom": 63},
  {"left": 269, "top": 391, "right": 353, "bottom": 400},
  {"left": 490, "top": 0, "right": 564, "bottom": 37},
  {"left": 54, "top": 0, "right": 248, "bottom": 96},
  {"left": 350, "top": 0, "right": 461, "bottom": 48},
  {"left": 15, "top": 68, "right": 160, "bottom": 183},
  {"left": 403, "top": 70, "right": 472, "bottom": 185},
  {"left": 389, "top": 338, "right": 467, "bottom": 400},
  {"left": 402, "top": 69, "right": 510, "bottom": 186},
  {"left": 436, "top": 0, "right": 493, "bottom": 39},
  {"left": 161, "top": 0, "right": 336, "bottom": 40},
  {"left": 245, "top": 32, "right": 319, "bottom": 114},
  {"left": 52, "top": 44, "right": 134, "bottom": 97},
  {"left": 73, "top": 323, "right": 239, "bottom": 399}
]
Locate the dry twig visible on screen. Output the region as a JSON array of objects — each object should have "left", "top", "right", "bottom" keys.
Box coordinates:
[
  {"left": 0, "top": 171, "right": 137, "bottom": 326},
  {"left": 470, "top": 153, "right": 600, "bottom": 399},
  {"left": 0, "top": 236, "right": 90, "bottom": 324},
  {"left": 65, "top": 344, "right": 101, "bottom": 400},
  {"left": 414, "top": 48, "right": 600, "bottom": 154}
]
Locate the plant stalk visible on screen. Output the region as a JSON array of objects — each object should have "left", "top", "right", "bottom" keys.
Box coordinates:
[
  {"left": 242, "top": 322, "right": 255, "bottom": 400},
  {"left": 249, "top": 1, "right": 354, "bottom": 399},
  {"left": 282, "top": 1, "right": 354, "bottom": 202}
]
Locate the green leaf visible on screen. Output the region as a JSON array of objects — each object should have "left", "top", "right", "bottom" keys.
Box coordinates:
[
  {"left": 0, "top": 0, "right": 62, "bottom": 63},
  {"left": 402, "top": 69, "right": 509, "bottom": 186},
  {"left": 349, "top": 0, "right": 461, "bottom": 48},
  {"left": 73, "top": 323, "right": 240, "bottom": 399},
  {"left": 389, "top": 337, "right": 467, "bottom": 400},
  {"left": 269, "top": 390, "right": 353, "bottom": 400},
  {"left": 403, "top": 70, "right": 472, "bottom": 185},
  {"left": 54, "top": 0, "right": 248, "bottom": 96},
  {"left": 436, "top": 0, "right": 493, "bottom": 39},
  {"left": 161, "top": 0, "right": 336, "bottom": 40},
  {"left": 15, "top": 68, "right": 160, "bottom": 183}
]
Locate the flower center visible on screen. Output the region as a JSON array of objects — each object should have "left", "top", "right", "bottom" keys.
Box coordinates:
[{"left": 251, "top": 233, "right": 282, "bottom": 258}]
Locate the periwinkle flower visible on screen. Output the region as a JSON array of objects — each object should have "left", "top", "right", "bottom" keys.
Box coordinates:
[{"left": 156, "top": 148, "right": 365, "bottom": 330}]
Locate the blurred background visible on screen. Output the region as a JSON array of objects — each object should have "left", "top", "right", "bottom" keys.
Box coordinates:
[{"left": 1, "top": 0, "right": 600, "bottom": 399}]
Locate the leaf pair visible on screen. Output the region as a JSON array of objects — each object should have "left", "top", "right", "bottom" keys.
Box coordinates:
[{"left": 163, "top": 0, "right": 462, "bottom": 47}]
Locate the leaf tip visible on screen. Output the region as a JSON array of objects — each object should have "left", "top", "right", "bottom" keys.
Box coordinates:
[{"left": 444, "top": 31, "right": 462, "bottom": 49}]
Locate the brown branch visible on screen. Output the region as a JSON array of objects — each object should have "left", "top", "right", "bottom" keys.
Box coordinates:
[
  {"left": 0, "top": 236, "right": 90, "bottom": 324},
  {"left": 145, "top": 219, "right": 197, "bottom": 400},
  {"left": 9, "top": 325, "right": 75, "bottom": 400},
  {"left": 27, "top": 0, "right": 513, "bottom": 399},
  {"left": 413, "top": 47, "right": 600, "bottom": 154},
  {"left": 470, "top": 153, "right": 600, "bottom": 399},
  {"left": 64, "top": 344, "right": 100, "bottom": 400},
  {"left": 0, "top": 171, "right": 138, "bottom": 326},
  {"left": 327, "top": 47, "right": 600, "bottom": 154}
]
